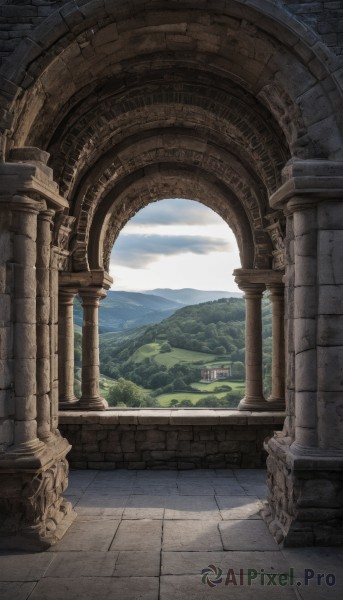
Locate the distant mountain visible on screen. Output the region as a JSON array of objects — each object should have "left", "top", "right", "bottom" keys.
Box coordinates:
[
  {"left": 145, "top": 288, "right": 242, "bottom": 305},
  {"left": 74, "top": 290, "right": 182, "bottom": 333}
]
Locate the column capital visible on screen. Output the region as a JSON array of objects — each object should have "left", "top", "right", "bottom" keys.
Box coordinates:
[
  {"left": 59, "top": 269, "right": 113, "bottom": 290},
  {"left": 0, "top": 154, "right": 68, "bottom": 211},
  {"left": 266, "top": 282, "right": 285, "bottom": 297},
  {"left": 234, "top": 268, "right": 283, "bottom": 296},
  {"left": 0, "top": 193, "right": 45, "bottom": 214},
  {"left": 270, "top": 159, "right": 343, "bottom": 211},
  {"left": 78, "top": 286, "right": 107, "bottom": 306},
  {"left": 58, "top": 288, "right": 77, "bottom": 305}
]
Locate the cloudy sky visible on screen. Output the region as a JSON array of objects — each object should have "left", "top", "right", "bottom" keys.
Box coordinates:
[{"left": 110, "top": 198, "right": 241, "bottom": 292}]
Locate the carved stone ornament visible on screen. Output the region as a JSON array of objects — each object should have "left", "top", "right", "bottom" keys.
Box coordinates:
[
  {"left": 264, "top": 212, "right": 286, "bottom": 270},
  {"left": 0, "top": 457, "right": 76, "bottom": 550},
  {"left": 53, "top": 213, "right": 76, "bottom": 271}
]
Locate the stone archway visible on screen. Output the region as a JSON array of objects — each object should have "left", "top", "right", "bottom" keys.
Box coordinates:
[{"left": 1, "top": 0, "right": 343, "bottom": 549}]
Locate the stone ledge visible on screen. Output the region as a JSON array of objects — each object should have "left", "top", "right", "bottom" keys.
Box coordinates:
[{"left": 59, "top": 409, "right": 285, "bottom": 426}]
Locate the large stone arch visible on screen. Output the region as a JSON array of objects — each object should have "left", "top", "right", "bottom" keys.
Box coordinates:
[{"left": 1, "top": 0, "right": 343, "bottom": 550}]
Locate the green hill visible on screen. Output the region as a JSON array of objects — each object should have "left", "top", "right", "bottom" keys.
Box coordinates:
[
  {"left": 74, "top": 290, "right": 183, "bottom": 333},
  {"left": 146, "top": 288, "right": 242, "bottom": 305}
]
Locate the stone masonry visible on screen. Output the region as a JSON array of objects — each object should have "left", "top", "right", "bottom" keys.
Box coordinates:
[
  {"left": 1, "top": 1, "right": 343, "bottom": 549},
  {"left": 59, "top": 411, "right": 285, "bottom": 470}
]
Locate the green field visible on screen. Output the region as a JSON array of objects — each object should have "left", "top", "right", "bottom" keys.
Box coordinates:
[
  {"left": 155, "top": 347, "right": 216, "bottom": 368},
  {"left": 129, "top": 343, "right": 216, "bottom": 368},
  {"left": 129, "top": 343, "right": 161, "bottom": 363},
  {"left": 191, "top": 380, "right": 245, "bottom": 392}
]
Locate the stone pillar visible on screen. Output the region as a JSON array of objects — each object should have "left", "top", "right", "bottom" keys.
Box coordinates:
[
  {"left": 79, "top": 288, "right": 108, "bottom": 411},
  {"left": 58, "top": 289, "right": 79, "bottom": 409},
  {"left": 11, "top": 196, "right": 47, "bottom": 454},
  {"left": 263, "top": 159, "right": 343, "bottom": 547},
  {"left": 50, "top": 246, "right": 60, "bottom": 434},
  {"left": 237, "top": 283, "right": 268, "bottom": 411},
  {"left": 0, "top": 151, "right": 76, "bottom": 550},
  {"left": 36, "top": 209, "right": 54, "bottom": 442},
  {"left": 292, "top": 202, "right": 318, "bottom": 450},
  {"left": 283, "top": 213, "right": 295, "bottom": 439},
  {"left": 266, "top": 284, "right": 285, "bottom": 410}
]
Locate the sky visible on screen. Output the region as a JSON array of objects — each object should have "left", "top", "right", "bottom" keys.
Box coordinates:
[{"left": 109, "top": 198, "right": 241, "bottom": 292}]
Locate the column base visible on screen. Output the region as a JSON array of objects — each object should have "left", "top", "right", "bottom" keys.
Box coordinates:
[
  {"left": 0, "top": 450, "right": 77, "bottom": 550},
  {"left": 79, "top": 397, "right": 108, "bottom": 411},
  {"left": 59, "top": 398, "right": 80, "bottom": 410},
  {"left": 262, "top": 434, "right": 343, "bottom": 547},
  {"left": 238, "top": 396, "right": 270, "bottom": 411},
  {"left": 266, "top": 396, "right": 286, "bottom": 411}
]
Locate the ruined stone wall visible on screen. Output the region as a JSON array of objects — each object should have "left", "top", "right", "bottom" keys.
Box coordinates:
[{"left": 59, "top": 412, "right": 284, "bottom": 470}]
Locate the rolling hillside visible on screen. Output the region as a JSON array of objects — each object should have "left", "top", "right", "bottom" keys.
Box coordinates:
[
  {"left": 74, "top": 290, "right": 183, "bottom": 333},
  {"left": 145, "top": 288, "right": 242, "bottom": 305}
]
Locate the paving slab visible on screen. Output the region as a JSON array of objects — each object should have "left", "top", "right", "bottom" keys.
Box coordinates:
[
  {"left": 113, "top": 551, "right": 161, "bottom": 576},
  {"left": 136, "top": 471, "right": 178, "bottom": 480},
  {"left": 295, "top": 579, "right": 343, "bottom": 600},
  {"left": 109, "top": 519, "right": 163, "bottom": 551},
  {"left": 176, "top": 484, "right": 217, "bottom": 495},
  {"left": 50, "top": 518, "right": 120, "bottom": 552},
  {"left": 216, "top": 495, "right": 263, "bottom": 519},
  {"left": 160, "top": 574, "right": 298, "bottom": 599},
  {"left": 74, "top": 494, "right": 128, "bottom": 516},
  {"left": 0, "top": 582, "right": 36, "bottom": 600},
  {"left": 281, "top": 546, "right": 343, "bottom": 579},
  {"left": 123, "top": 495, "right": 166, "bottom": 519},
  {"left": 219, "top": 520, "right": 279, "bottom": 551},
  {"left": 239, "top": 483, "right": 268, "bottom": 498},
  {"left": 214, "top": 483, "right": 247, "bottom": 495},
  {"left": 0, "top": 552, "right": 54, "bottom": 581},
  {"left": 131, "top": 485, "right": 179, "bottom": 495},
  {"left": 29, "top": 577, "right": 159, "bottom": 600},
  {"left": 178, "top": 470, "right": 220, "bottom": 479},
  {"left": 163, "top": 520, "right": 223, "bottom": 551},
  {"left": 44, "top": 551, "right": 118, "bottom": 578},
  {"left": 161, "top": 550, "right": 290, "bottom": 575},
  {"left": 164, "top": 495, "right": 221, "bottom": 520},
  {"left": 215, "top": 469, "right": 235, "bottom": 477}
]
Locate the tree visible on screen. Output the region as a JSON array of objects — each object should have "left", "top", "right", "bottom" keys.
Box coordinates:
[
  {"left": 160, "top": 342, "right": 172, "bottom": 353},
  {"left": 108, "top": 378, "right": 146, "bottom": 407},
  {"left": 179, "top": 399, "right": 193, "bottom": 407}
]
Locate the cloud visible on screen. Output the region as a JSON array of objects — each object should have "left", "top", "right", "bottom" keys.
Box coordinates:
[
  {"left": 111, "top": 234, "right": 232, "bottom": 268},
  {"left": 127, "top": 198, "right": 221, "bottom": 227}
]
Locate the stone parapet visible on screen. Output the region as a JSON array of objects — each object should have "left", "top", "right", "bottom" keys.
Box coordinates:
[{"left": 59, "top": 410, "right": 285, "bottom": 470}]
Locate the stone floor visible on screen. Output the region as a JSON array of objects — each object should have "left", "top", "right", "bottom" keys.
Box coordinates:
[{"left": 1, "top": 469, "right": 343, "bottom": 600}]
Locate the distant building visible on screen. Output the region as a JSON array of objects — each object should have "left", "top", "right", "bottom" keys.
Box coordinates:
[{"left": 201, "top": 366, "right": 231, "bottom": 382}]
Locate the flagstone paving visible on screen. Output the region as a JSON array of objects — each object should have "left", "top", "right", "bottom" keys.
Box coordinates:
[{"left": 1, "top": 469, "right": 343, "bottom": 599}]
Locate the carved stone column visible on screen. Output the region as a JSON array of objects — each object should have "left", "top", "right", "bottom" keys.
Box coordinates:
[
  {"left": 237, "top": 282, "right": 267, "bottom": 411},
  {"left": 79, "top": 287, "right": 108, "bottom": 411},
  {"left": 36, "top": 209, "right": 54, "bottom": 442},
  {"left": 58, "top": 289, "right": 79, "bottom": 409},
  {"left": 266, "top": 284, "right": 285, "bottom": 410},
  {"left": 7, "top": 195, "right": 48, "bottom": 456}
]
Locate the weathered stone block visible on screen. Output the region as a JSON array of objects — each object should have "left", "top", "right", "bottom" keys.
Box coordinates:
[
  {"left": 317, "top": 346, "right": 343, "bottom": 391},
  {"left": 318, "top": 285, "right": 343, "bottom": 314},
  {"left": 295, "top": 350, "right": 317, "bottom": 392}
]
